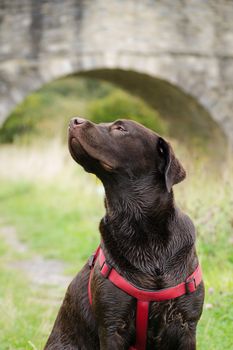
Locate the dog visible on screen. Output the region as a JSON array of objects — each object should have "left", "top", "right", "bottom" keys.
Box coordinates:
[{"left": 44, "top": 118, "right": 204, "bottom": 350}]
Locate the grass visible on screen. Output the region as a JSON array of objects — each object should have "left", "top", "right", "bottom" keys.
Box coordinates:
[
  {"left": 0, "top": 145, "right": 102, "bottom": 349},
  {"left": 0, "top": 257, "right": 55, "bottom": 350},
  {"left": 0, "top": 140, "right": 232, "bottom": 349}
]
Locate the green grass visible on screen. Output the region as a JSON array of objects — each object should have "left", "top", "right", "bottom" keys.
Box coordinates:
[
  {"left": 175, "top": 162, "right": 233, "bottom": 349},
  {"left": 0, "top": 159, "right": 103, "bottom": 349},
  {"left": 0, "top": 258, "right": 55, "bottom": 350},
  {"left": 0, "top": 142, "right": 233, "bottom": 349},
  {"left": 0, "top": 178, "right": 102, "bottom": 271}
]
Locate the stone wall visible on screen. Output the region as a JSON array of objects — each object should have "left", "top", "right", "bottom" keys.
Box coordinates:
[{"left": 0, "top": 0, "right": 233, "bottom": 143}]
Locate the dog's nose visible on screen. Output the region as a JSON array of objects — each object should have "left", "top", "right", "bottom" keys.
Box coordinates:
[{"left": 70, "top": 117, "right": 86, "bottom": 128}]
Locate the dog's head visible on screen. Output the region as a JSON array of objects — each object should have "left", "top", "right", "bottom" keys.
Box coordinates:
[{"left": 68, "top": 118, "right": 186, "bottom": 193}]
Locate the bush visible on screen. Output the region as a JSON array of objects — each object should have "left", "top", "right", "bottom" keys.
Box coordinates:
[
  {"left": 88, "top": 90, "right": 167, "bottom": 134},
  {"left": 0, "top": 94, "right": 51, "bottom": 143},
  {"left": 0, "top": 78, "right": 167, "bottom": 144}
]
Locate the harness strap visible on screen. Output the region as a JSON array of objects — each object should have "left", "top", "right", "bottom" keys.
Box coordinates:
[
  {"left": 88, "top": 246, "right": 202, "bottom": 350},
  {"left": 135, "top": 300, "right": 149, "bottom": 350},
  {"left": 98, "top": 248, "right": 202, "bottom": 302},
  {"left": 88, "top": 245, "right": 101, "bottom": 305}
]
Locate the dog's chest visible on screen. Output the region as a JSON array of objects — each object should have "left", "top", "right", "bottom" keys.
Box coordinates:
[{"left": 147, "top": 299, "right": 187, "bottom": 339}]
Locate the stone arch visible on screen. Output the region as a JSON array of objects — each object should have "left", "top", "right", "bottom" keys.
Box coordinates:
[{"left": 0, "top": 1, "right": 232, "bottom": 144}]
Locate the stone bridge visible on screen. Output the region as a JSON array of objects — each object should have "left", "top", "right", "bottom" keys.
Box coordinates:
[{"left": 0, "top": 0, "right": 233, "bottom": 144}]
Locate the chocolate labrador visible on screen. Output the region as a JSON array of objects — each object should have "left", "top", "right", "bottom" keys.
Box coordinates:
[{"left": 44, "top": 118, "right": 204, "bottom": 350}]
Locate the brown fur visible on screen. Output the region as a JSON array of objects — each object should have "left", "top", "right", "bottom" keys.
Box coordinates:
[{"left": 44, "top": 118, "right": 204, "bottom": 350}]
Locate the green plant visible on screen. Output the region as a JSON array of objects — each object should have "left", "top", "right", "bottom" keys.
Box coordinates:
[
  {"left": 0, "top": 78, "right": 167, "bottom": 145},
  {"left": 88, "top": 90, "right": 166, "bottom": 134}
]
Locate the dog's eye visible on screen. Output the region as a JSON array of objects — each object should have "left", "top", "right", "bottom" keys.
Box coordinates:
[
  {"left": 112, "top": 125, "right": 127, "bottom": 133},
  {"left": 116, "top": 125, "right": 125, "bottom": 131},
  {"left": 158, "top": 146, "right": 164, "bottom": 155}
]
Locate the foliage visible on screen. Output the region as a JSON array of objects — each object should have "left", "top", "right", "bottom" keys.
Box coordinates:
[
  {"left": 0, "top": 94, "right": 46, "bottom": 143},
  {"left": 87, "top": 90, "right": 166, "bottom": 134},
  {"left": 0, "top": 77, "right": 165, "bottom": 144}
]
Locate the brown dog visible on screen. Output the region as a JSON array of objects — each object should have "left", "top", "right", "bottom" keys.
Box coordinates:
[{"left": 44, "top": 118, "right": 204, "bottom": 350}]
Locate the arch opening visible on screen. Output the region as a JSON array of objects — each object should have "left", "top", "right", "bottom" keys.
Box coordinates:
[{"left": 0, "top": 68, "right": 227, "bottom": 162}]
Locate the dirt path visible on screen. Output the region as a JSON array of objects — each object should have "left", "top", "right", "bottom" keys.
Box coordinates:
[{"left": 0, "top": 224, "right": 71, "bottom": 288}]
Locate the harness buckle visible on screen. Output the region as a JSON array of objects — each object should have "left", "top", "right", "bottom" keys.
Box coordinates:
[
  {"left": 88, "top": 254, "right": 96, "bottom": 269},
  {"left": 100, "top": 261, "right": 112, "bottom": 278},
  {"left": 185, "top": 277, "right": 197, "bottom": 294}
]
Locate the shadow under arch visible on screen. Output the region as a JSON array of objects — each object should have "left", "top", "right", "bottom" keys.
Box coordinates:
[{"left": 78, "top": 69, "right": 226, "bottom": 159}]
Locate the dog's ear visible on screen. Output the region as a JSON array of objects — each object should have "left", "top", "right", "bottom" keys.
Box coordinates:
[{"left": 157, "top": 137, "right": 186, "bottom": 193}]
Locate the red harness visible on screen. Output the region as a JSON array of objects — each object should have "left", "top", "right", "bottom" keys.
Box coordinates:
[{"left": 88, "top": 246, "right": 202, "bottom": 350}]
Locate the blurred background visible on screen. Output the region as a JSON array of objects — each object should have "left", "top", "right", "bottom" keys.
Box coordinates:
[{"left": 0, "top": 1, "right": 233, "bottom": 349}]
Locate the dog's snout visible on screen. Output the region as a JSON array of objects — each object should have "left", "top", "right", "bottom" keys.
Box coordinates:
[{"left": 70, "top": 117, "right": 86, "bottom": 128}]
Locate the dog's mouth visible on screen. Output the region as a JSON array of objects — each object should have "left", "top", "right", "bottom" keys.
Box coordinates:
[
  {"left": 69, "top": 136, "right": 114, "bottom": 173},
  {"left": 69, "top": 137, "right": 88, "bottom": 163}
]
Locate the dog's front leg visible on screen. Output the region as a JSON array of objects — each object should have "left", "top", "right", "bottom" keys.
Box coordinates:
[
  {"left": 158, "top": 321, "right": 197, "bottom": 350},
  {"left": 98, "top": 326, "right": 128, "bottom": 350},
  {"left": 93, "top": 278, "right": 134, "bottom": 350},
  {"left": 96, "top": 308, "right": 133, "bottom": 350}
]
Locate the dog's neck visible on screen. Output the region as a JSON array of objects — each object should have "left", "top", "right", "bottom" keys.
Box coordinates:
[
  {"left": 100, "top": 175, "right": 177, "bottom": 280},
  {"left": 103, "top": 175, "right": 174, "bottom": 225}
]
